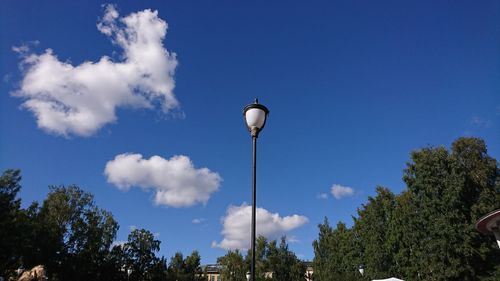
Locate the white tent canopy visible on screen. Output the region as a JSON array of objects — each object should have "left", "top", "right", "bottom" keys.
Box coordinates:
[{"left": 372, "top": 278, "right": 404, "bottom": 281}]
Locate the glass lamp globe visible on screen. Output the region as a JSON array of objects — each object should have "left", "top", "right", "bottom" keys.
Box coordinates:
[
  {"left": 243, "top": 99, "right": 269, "bottom": 137},
  {"left": 358, "top": 265, "right": 364, "bottom": 276}
]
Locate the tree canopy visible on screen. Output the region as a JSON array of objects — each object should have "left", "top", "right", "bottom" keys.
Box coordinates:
[{"left": 313, "top": 137, "right": 500, "bottom": 280}]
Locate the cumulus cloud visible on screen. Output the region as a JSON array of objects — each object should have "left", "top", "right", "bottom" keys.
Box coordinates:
[
  {"left": 104, "top": 153, "right": 221, "bottom": 207},
  {"left": 331, "top": 184, "right": 354, "bottom": 199},
  {"left": 12, "top": 4, "right": 178, "bottom": 137},
  {"left": 212, "top": 204, "right": 308, "bottom": 250}
]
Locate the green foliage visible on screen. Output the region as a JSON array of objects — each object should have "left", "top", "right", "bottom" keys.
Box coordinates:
[
  {"left": 0, "top": 170, "right": 209, "bottom": 281},
  {"left": 353, "top": 186, "right": 395, "bottom": 279},
  {"left": 313, "top": 137, "right": 500, "bottom": 281},
  {"left": 241, "top": 236, "right": 306, "bottom": 281},
  {"left": 166, "top": 251, "right": 203, "bottom": 281},
  {"left": 217, "top": 250, "right": 247, "bottom": 281},
  {"left": 0, "top": 170, "right": 23, "bottom": 277},
  {"left": 265, "top": 237, "right": 305, "bottom": 281},
  {"left": 38, "top": 185, "right": 119, "bottom": 280},
  {"left": 395, "top": 137, "right": 500, "bottom": 280},
  {"left": 125, "top": 228, "right": 161, "bottom": 281},
  {"left": 244, "top": 236, "right": 268, "bottom": 280},
  {"left": 312, "top": 219, "right": 360, "bottom": 281}
]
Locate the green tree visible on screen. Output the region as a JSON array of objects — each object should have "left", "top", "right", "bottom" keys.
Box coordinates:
[
  {"left": 125, "top": 228, "right": 161, "bottom": 281},
  {"left": 34, "top": 185, "right": 119, "bottom": 280},
  {"left": 313, "top": 219, "right": 360, "bottom": 281},
  {"left": 265, "top": 236, "right": 305, "bottom": 281},
  {"left": 103, "top": 244, "right": 129, "bottom": 281},
  {"left": 167, "top": 252, "right": 185, "bottom": 279},
  {"left": 244, "top": 236, "right": 269, "bottom": 281},
  {"left": 184, "top": 251, "right": 203, "bottom": 280},
  {"left": 217, "top": 250, "right": 247, "bottom": 281},
  {"left": 0, "top": 170, "right": 23, "bottom": 277},
  {"left": 150, "top": 256, "right": 168, "bottom": 281},
  {"left": 353, "top": 186, "right": 395, "bottom": 279},
  {"left": 392, "top": 137, "right": 500, "bottom": 280},
  {"left": 167, "top": 251, "right": 202, "bottom": 281}
]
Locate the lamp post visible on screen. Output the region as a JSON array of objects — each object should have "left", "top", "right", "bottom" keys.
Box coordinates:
[
  {"left": 243, "top": 99, "right": 269, "bottom": 281},
  {"left": 476, "top": 209, "right": 500, "bottom": 249},
  {"left": 358, "top": 265, "right": 364, "bottom": 277},
  {"left": 127, "top": 268, "right": 132, "bottom": 281}
]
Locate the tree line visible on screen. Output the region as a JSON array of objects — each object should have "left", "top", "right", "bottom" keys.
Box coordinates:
[
  {"left": 0, "top": 172, "right": 304, "bottom": 281},
  {"left": 216, "top": 236, "right": 306, "bottom": 281},
  {"left": 1, "top": 137, "right": 499, "bottom": 280},
  {"left": 0, "top": 172, "right": 206, "bottom": 281},
  {"left": 312, "top": 137, "right": 500, "bottom": 280}
]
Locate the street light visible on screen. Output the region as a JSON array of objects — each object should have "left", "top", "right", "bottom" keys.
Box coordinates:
[
  {"left": 127, "top": 268, "right": 132, "bottom": 281},
  {"left": 243, "top": 98, "right": 269, "bottom": 281},
  {"left": 358, "top": 265, "right": 364, "bottom": 276},
  {"left": 476, "top": 209, "right": 500, "bottom": 249}
]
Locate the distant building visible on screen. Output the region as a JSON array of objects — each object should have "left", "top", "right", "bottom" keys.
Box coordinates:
[
  {"left": 304, "top": 261, "right": 314, "bottom": 281},
  {"left": 201, "top": 264, "right": 223, "bottom": 281}
]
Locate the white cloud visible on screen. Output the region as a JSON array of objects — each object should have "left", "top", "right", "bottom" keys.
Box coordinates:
[
  {"left": 330, "top": 184, "right": 354, "bottom": 199},
  {"left": 12, "top": 4, "right": 178, "bottom": 137},
  {"left": 317, "top": 193, "right": 328, "bottom": 199},
  {"left": 469, "top": 116, "right": 492, "bottom": 128},
  {"left": 212, "top": 204, "right": 308, "bottom": 250},
  {"left": 111, "top": 240, "right": 127, "bottom": 248},
  {"left": 104, "top": 153, "right": 221, "bottom": 207},
  {"left": 192, "top": 218, "right": 205, "bottom": 224},
  {"left": 286, "top": 236, "right": 300, "bottom": 244}
]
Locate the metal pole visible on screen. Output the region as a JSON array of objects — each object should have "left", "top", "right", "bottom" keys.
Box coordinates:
[{"left": 250, "top": 135, "right": 257, "bottom": 281}]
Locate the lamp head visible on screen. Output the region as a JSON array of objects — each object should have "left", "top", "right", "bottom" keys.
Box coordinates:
[
  {"left": 358, "top": 265, "right": 364, "bottom": 276},
  {"left": 243, "top": 98, "right": 269, "bottom": 137}
]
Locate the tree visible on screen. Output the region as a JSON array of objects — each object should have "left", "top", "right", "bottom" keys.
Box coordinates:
[
  {"left": 150, "top": 256, "right": 168, "bottom": 281},
  {"left": 34, "top": 185, "right": 119, "bottom": 281},
  {"left": 353, "top": 186, "right": 395, "bottom": 279},
  {"left": 167, "top": 252, "right": 185, "bottom": 279},
  {"left": 167, "top": 251, "right": 202, "bottom": 281},
  {"left": 217, "top": 250, "right": 247, "bottom": 281},
  {"left": 0, "top": 170, "right": 23, "bottom": 277},
  {"left": 265, "top": 237, "right": 305, "bottom": 281},
  {"left": 244, "top": 236, "right": 269, "bottom": 281},
  {"left": 313, "top": 137, "right": 500, "bottom": 280},
  {"left": 125, "top": 228, "right": 161, "bottom": 281},
  {"left": 184, "top": 251, "right": 203, "bottom": 280},
  {"left": 312, "top": 219, "right": 359, "bottom": 281},
  {"left": 391, "top": 137, "right": 500, "bottom": 280}
]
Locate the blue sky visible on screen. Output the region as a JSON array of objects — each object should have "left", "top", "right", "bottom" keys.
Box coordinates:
[{"left": 1, "top": 0, "right": 499, "bottom": 264}]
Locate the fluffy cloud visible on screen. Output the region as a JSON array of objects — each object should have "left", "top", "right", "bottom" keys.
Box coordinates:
[
  {"left": 212, "top": 204, "right": 308, "bottom": 250},
  {"left": 330, "top": 184, "right": 354, "bottom": 199},
  {"left": 104, "top": 153, "right": 221, "bottom": 207},
  {"left": 12, "top": 4, "right": 178, "bottom": 137}
]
